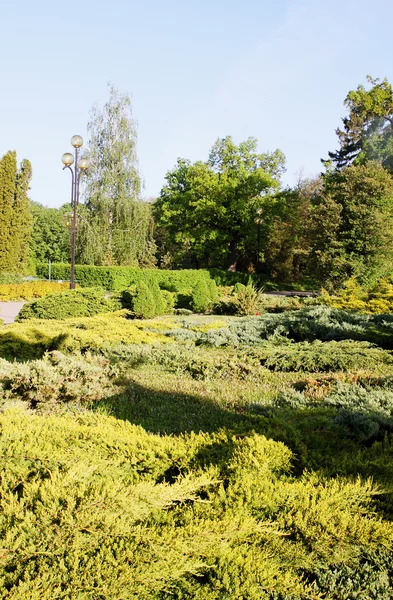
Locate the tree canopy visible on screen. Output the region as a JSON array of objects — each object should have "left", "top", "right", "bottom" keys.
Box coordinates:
[
  {"left": 155, "top": 136, "right": 285, "bottom": 270},
  {"left": 81, "top": 84, "right": 155, "bottom": 266},
  {"left": 325, "top": 76, "right": 393, "bottom": 172}
]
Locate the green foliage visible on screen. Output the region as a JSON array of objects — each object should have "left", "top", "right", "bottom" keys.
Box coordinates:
[
  {"left": 192, "top": 279, "right": 211, "bottom": 313},
  {"left": 321, "top": 277, "right": 393, "bottom": 313},
  {"left": 0, "top": 352, "right": 116, "bottom": 408},
  {"left": 231, "top": 282, "right": 262, "bottom": 315},
  {"left": 0, "top": 273, "right": 23, "bottom": 284},
  {"left": 29, "top": 201, "right": 70, "bottom": 264},
  {"left": 0, "top": 281, "right": 71, "bottom": 301},
  {"left": 131, "top": 281, "right": 156, "bottom": 319},
  {"left": 35, "top": 263, "right": 217, "bottom": 292},
  {"left": 16, "top": 288, "right": 122, "bottom": 321},
  {"left": 1, "top": 408, "right": 392, "bottom": 599},
  {"left": 155, "top": 136, "right": 285, "bottom": 270},
  {"left": 79, "top": 84, "right": 156, "bottom": 267},
  {"left": 257, "top": 340, "right": 393, "bottom": 372},
  {"left": 326, "top": 75, "right": 393, "bottom": 171},
  {"left": 0, "top": 151, "right": 33, "bottom": 273}
]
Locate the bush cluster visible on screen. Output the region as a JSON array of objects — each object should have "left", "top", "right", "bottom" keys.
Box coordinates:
[
  {"left": 0, "top": 312, "right": 177, "bottom": 360},
  {"left": 16, "top": 287, "right": 122, "bottom": 321},
  {"left": 0, "top": 280, "right": 71, "bottom": 301},
  {"left": 1, "top": 409, "right": 392, "bottom": 599},
  {"left": 321, "top": 277, "right": 393, "bottom": 314},
  {"left": 0, "top": 351, "right": 116, "bottom": 408}
]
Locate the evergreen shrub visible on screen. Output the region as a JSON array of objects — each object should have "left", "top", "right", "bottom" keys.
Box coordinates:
[
  {"left": 0, "top": 351, "right": 116, "bottom": 408},
  {"left": 192, "top": 279, "right": 211, "bottom": 313},
  {"left": 131, "top": 282, "right": 156, "bottom": 319},
  {"left": 0, "top": 313, "right": 173, "bottom": 360},
  {"left": 15, "top": 288, "right": 121, "bottom": 321},
  {"left": 1, "top": 410, "right": 392, "bottom": 598},
  {"left": 0, "top": 273, "right": 23, "bottom": 284},
  {"left": 0, "top": 280, "right": 71, "bottom": 301},
  {"left": 321, "top": 277, "right": 393, "bottom": 314}
]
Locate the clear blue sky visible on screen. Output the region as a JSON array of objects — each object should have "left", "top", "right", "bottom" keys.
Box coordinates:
[{"left": 1, "top": 0, "right": 393, "bottom": 208}]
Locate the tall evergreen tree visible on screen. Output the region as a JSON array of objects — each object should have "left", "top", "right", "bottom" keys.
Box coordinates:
[
  {"left": 0, "top": 151, "right": 33, "bottom": 273},
  {"left": 14, "top": 159, "right": 33, "bottom": 269},
  {"left": 0, "top": 151, "right": 18, "bottom": 271}
]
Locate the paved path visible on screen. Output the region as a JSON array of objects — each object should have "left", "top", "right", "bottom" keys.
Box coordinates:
[{"left": 0, "top": 302, "right": 24, "bottom": 325}]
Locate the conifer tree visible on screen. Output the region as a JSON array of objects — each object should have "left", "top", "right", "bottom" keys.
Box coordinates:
[
  {"left": 14, "top": 159, "right": 33, "bottom": 269},
  {"left": 0, "top": 151, "right": 18, "bottom": 271},
  {"left": 0, "top": 152, "right": 33, "bottom": 273}
]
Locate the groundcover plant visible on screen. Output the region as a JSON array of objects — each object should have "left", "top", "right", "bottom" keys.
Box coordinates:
[{"left": 1, "top": 309, "right": 393, "bottom": 599}]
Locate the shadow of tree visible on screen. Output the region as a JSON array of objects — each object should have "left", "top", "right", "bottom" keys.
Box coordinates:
[
  {"left": 95, "top": 377, "right": 393, "bottom": 510},
  {"left": 0, "top": 331, "right": 69, "bottom": 361}
]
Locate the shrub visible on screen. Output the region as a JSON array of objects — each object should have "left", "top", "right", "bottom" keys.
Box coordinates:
[
  {"left": 161, "top": 289, "right": 176, "bottom": 314},
  {"left": 0, "top": 273, "right": 23, "bottom": 285},
  {"left": 321, "top": 277, "right": 393, "bottom": 314},
  {"left": 131, "top": 282, "right": 156, "bottom": 319},
  {"left": 0, "top": 351, "right": 116, "bottom": 408},
  {"left": 0, "top": 281, "right": 72, "bottom": 301},
  {"left": 0, "top": 313, "right": 174, "bottom": 360},
  {"left": 15, "top": 288, "right": 121, "bottom": 321},
  {"left": 232, "top": 283, "right": 262, "bottom": 316},
  {"left": 191, "top": 279, "right": 211, "bottom": 313},
  {"left": 257, "top": 340, "right": 393, "bottom": 372},
  {"left": 35, "top": 264, "right": 217, "bottom": 292},
  {"left": 149, "top": 279, "right": 166, "bottom": 315}
]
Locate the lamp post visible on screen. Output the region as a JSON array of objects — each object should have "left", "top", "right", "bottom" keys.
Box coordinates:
[
  {"left": 61, "top": 135, "right": 89, "bottom": 289},
  {"left": 255, "top": 208, "right": 263, "bottom": 272}
]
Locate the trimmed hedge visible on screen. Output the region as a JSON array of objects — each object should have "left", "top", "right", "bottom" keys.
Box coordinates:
[
  {"left": 35, "top": 264, "right": 270, "bottom": 292},
  {"left": 35, "top": 264, "right": 216, "bottom": 292}
]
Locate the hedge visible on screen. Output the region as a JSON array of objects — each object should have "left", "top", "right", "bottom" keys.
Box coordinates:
[{"left": 35, "top": 264, "right": 267, "bottom": 291}]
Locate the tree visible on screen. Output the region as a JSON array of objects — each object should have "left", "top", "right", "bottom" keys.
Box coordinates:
[
  {"left": 0, "top": 151, "right": 33, "bottom": 273},
  {"left": 14, "top": 159, "right": 33, "bottom": 270},
  {"left": 309, "top": 162, "right": 393, "bottom": 286},
  {"left": 325, "top": 76, "right": 393, "bottom": 172},
  {"left": 155, "top": 137, "right": 285, "bottom": 270},
  {"left": 30, "top": 202, "right": 70, "bottom": 265},
  {"left": 81, "top": 84, "right": 156, "bottom": 266}
]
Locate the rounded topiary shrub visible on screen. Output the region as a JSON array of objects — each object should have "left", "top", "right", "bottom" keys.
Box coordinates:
[
  {"left": 132, "top": 282, "right": 156, "bottom": 319},
  {"left": 149, "top": 280, "right": 166, "bottom": 316},
  {"left": 191, "top": 279, "right": 211, "bottom": 313}
]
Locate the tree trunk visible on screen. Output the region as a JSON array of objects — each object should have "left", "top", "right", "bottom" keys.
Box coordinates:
[{"left": 226, "top": 238, "right": 239, "bottom": 271}]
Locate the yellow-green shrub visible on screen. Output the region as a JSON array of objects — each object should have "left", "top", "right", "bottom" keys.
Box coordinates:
[
  {"left": 0, "top": 410, "right": 392, "bottom": 599},
  {"left": 0, "top": 281, "right": 73, "bottom": 301},
  {"left": 0, "top": 312, "right": 174, "bottom": 360},
  {"left": 321, "top": 277, "right": 393, "bottom": 313}
]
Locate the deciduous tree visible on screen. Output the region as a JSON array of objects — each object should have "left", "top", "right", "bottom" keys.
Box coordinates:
[{"left": 155, "top": 137, "right": 285, "bottom": 270}]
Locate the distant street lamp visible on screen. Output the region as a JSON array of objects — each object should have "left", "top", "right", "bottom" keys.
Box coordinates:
[
  {"left": 61, "top": 135, "right": 89, "bottom": 289},
  {"left": 255, "top": 208, "right": 263, "bottom": 271}
]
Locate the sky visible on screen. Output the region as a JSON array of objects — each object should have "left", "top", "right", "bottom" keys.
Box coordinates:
[{"left": 1, "top": 0, "right": 393, "bottom": 208}]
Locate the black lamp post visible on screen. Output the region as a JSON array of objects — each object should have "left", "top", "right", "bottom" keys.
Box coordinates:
[
  {"left": 255, "top": 208, "right": 263, "bottom": 271},
  {"left": 61, "top": 135, "right": 89, "bottom": 289}
]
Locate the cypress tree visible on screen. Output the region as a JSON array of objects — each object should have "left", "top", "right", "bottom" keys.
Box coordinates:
[
  {"left": 0, "top": 151, "right": 17, "bottom": 271},
  {"left": 14, "top": 159, "right": 33, "bottom": 270},
  {"left": 0, "top": 152, "right": 33, "bottom": 273}
]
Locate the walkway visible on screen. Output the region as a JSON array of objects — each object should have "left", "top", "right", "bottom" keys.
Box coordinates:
[{"left": 0, "top": 302, "right": 24, "bottom": 325}]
